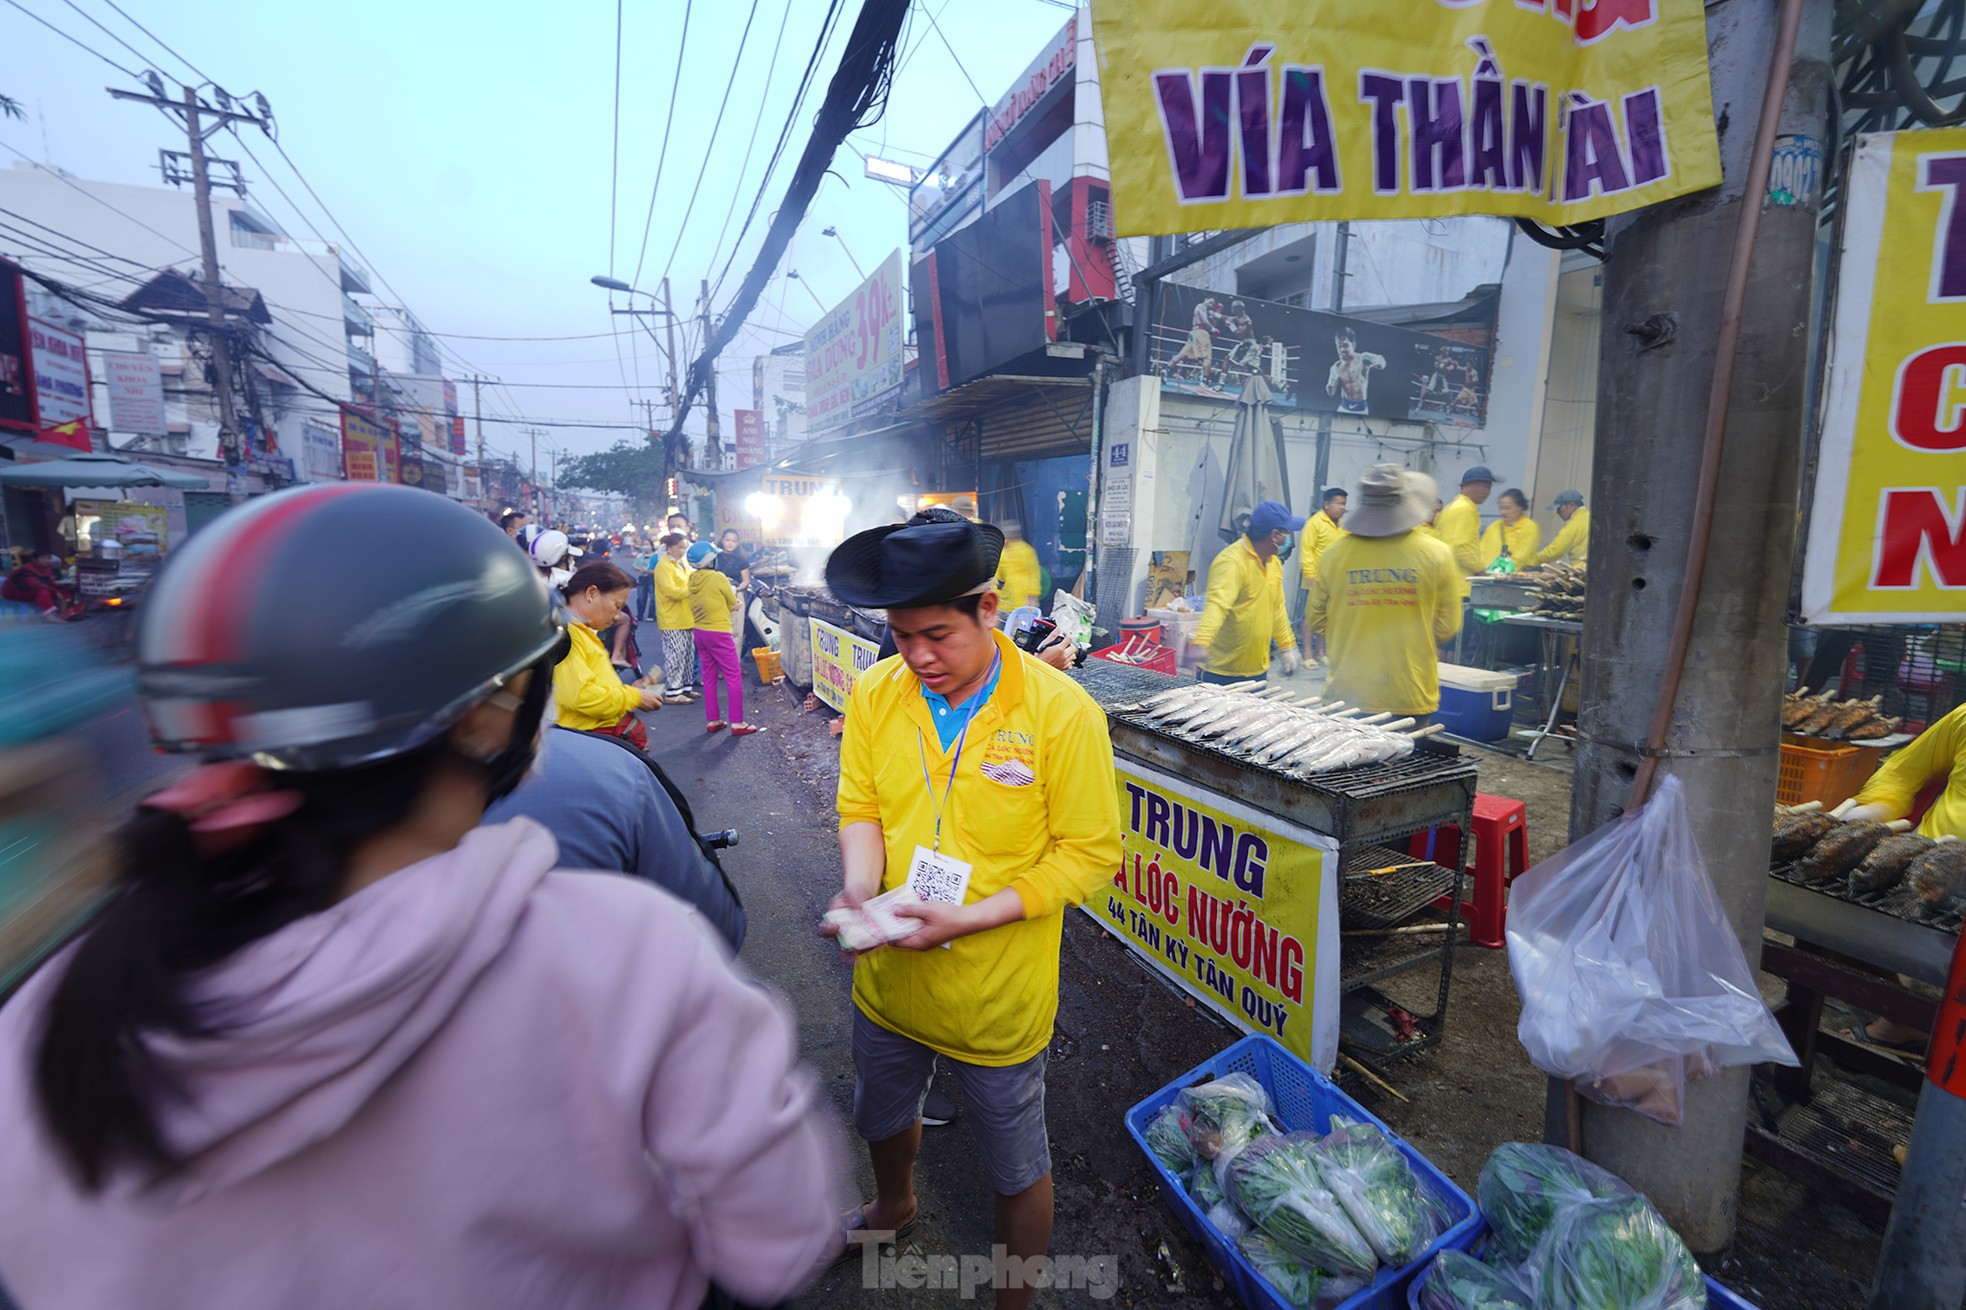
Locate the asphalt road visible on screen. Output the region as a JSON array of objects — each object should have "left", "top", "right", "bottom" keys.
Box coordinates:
[{"left": 632, "top": 634, "right": 1254, "bottom": 1309}]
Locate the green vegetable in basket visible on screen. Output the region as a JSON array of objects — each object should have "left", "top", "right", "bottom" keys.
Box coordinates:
[
  {"left": 1526, "top": 1194, "right": 1705, "bottom": 1310},
  {"left": 1145, "top": 1104, "right": 1199, "bottom": 1175},
  {"left": 1314, "top": 1114, "right": 1446, "bottom": 1266},
  {"left": 1225, "top": 1133, "right": 1378, "bottom": 1279},
  {"left": 1477, "top": 1142, "right": 1634, "bottom": 1262},
  {"left": 1236, "top": 1231, "right": 1324, "bottom": 1309},
  {"left": 1187, "top": 1162, "right": 1227, "bottom": 1210},
  {"left": 1416, "top": 1250, "right": 1533, "bottom": 1310},
  {"left": 1175, "top": 1072, "right": 1278, "bottom": 1163}
]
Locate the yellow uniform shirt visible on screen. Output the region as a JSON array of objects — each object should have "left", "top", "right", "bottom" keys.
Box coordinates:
[
  {"left": 997, "top": 538, "right": 1042, "bottom": 610},
  {"left": 1308, "top": 531, "right": 1464, "bottom": 716},
  {"left": 837, "top": 630, "right": 1122, "bottom": 1065},
  {"left": 1434, "top": 494, "right": 1483, "bottom": 596},
  {"left": 1852, "top": 704, "right": 1966, "bottom": 840},
  {"left": 1527, "top": 507, "right": 1591, "bottom": 568},
  {"left": 1297, "top": 510, "right": 1348, "bottom": 587},
  {"left": 654, "top": 557, "right": 693, "bottom": 629},
  {"left": 1194, "top": 538, "right": 1296, "bottom": 678},
  {"left": 1415, "top": 522, "right": 1440, "bottom": 540},
  {"left": 688, "top": 567, "right": 737, "bottom": 633},
  {"left": 553, "top": 623, "right": 640, "bottom": 731},
  {"left": 1480, "top": 518, "right": 1542, "bottom": 568}
]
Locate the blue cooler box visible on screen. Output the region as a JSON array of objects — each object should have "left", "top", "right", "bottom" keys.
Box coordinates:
[{"left": 1433, "top": 664, "right": 1517, "bottom": 741}]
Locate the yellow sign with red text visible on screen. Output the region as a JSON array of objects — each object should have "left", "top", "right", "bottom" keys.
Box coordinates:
[
  {"left": 1801, "top": 129, "right": 1966, "bottom": 624},
  {"left": 1090, "top": 0, "right": 1720, "bottom": 235}
]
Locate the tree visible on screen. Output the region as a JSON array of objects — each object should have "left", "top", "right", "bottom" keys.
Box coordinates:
[
  {"left": 0, "top": 94, "right": 23, "bottom": 121},
  {"left": 558, "top": 440, "right": 666, "bottom": 509}
]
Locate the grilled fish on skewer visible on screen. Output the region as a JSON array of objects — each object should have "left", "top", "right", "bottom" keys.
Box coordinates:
[
  {"left": 1904, "top": 838, "right": 1966, "bottom": 915},
  {"left": 1846, "top": 714, "right": 1903, "bottom": 741},
  {"left": 1781, "top": 688, "right": 1831, "bottom": 730},
  {"left": 1796, "top": 697, "right": 1848, "bottom": 736},
  {"left": 1793, "top": 819, "right": 1910, "bottom": 882},
  {"left": 1849, "top": 832, "right": 1935, "bottom": 895},
  {"left": 1771, "top": 809, "right": 1835, "bottom": 861},
  {"left": 1823, "top": 695, "right": 1885, "bottom": 740}
]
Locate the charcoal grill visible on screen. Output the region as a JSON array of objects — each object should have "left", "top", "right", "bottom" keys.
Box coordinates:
[
  {"left": 1765, "top": 861, "right": 1958, "bottom": 987},
  {"left": 1076, "top": 666, "right": 1479, "bottom": 1066}
]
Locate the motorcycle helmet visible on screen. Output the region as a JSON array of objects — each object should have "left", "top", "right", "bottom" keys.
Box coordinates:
[{"left": 137, "top": 483, "right": 567, "bottom": 773}]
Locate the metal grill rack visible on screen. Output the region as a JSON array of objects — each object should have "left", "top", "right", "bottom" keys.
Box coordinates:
[
  {"left": 1340, "top": 845, "right": 1458, "bottom": 932},
  {"left": 1769, "top": 862, "right": 1963, "bottom": 935},
  {"left": 1084, "top": 671, "right": 1479, "bottom": 1068}
]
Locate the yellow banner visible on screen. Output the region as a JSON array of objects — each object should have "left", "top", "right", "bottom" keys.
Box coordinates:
[
  {"left": 1801, "top": 129, "right": 1966, "bottom": 624},
  {"left": 810, "top": 618, "right": 883, "bottom": 713},
  {"left": 1084, "top": 761, "right": 1340, "bottom": 1071},
  {"left": 1091, "top": 0, "right": 1720, "bottom": 234}
]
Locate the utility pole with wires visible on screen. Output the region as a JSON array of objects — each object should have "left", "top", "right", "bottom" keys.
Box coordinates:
[
  {"left": 467, "top": 374, "right": 491, "bottom": 491},
  {"left": 108, "top": 79, "right": 273, "bottom": 465},
  {"left": 660, "top": 279, "right": 681, "bottom": 428},
  {"left": 523, "top": 426, "right": 545, "bottom": 520},
  {"left": 700, "top": 278, "right": 720, "bottom": 471}
]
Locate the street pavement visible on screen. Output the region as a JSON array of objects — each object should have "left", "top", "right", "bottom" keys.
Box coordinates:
[{"left": 628, "top": 624, "right": 1249, "bottom": 1308}]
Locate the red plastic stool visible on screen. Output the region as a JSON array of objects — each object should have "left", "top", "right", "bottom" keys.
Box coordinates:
[{"left": 1408, "top": 793, "right": 1530, "bottom": 949}]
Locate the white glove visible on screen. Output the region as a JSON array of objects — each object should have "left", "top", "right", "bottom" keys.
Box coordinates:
[{"left": 1280, "top": 648, "right": 1302, "bottom": 676}]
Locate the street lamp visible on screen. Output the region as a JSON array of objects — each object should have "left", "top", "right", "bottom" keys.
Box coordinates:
[{"left": 820, "top": 226, "right": 866, "bottom": 279}]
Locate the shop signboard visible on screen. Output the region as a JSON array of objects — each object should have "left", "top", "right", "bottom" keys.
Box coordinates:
[
  {"left": 1092, "top": 0, "right": 1721, "bottom": 236},
  {"left": 340, "top": 408, "right": 392, "bottom": 481},
  {"left": 27, "top": 319, "right": 90, "bottom": 427},
  {"left": 301, "top": 421, "right": 341, "bottom": 482},
  {"left": 0, "top": 259, "right": 32, "bottom": 433},
  {"left": 1151, "top": 283, "right": 1488, "bottom": 424},
  {"left": 986, "top": 15, "right": 1075, "bottom": 151},
  {"left": 102, "top": 350, "right": 167, "bottom": 435},
  {"left": 804, "top": 249, "right": 906, "bottom": 434},
  {"left": 1801, "top": 128, "right": 1966, "bottom": 624},
  {"left": 732, "top": 408, "right": 764, "bottom": 467},
  {"left": 1083, "top": 760, "right": 1341, "bottom": 1072},
  {"left": 810, "top": 616, "right": 882, "bottom": 713}
]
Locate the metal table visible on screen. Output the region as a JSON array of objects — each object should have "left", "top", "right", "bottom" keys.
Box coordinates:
[
  {"left": 1498, "top": 613, "right": 1583, "bottom": 758},
  {"left": 1086, "top": 678, "right": 1479, "bottom": 1066}
]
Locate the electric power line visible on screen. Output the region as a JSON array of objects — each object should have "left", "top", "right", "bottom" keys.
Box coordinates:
[
  {"left": 1, "top": 0, "right": 139, "bottom": 76},
  {"left": 703, "top": 0, "right": 796, "bottom": 282},
  {"left": 99, "top": 0, "right": 212, "bottom": 83},
  {"left": 654, "top": 0, "right": 764, "bottom": 291},
  {"left": 627, "top": 0, "right": 694, "bottom": 291}
]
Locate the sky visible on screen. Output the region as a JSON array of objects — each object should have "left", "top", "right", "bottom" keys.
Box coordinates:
[{"left": 0, "top": 0, "right": 1082, "bottom": 470}]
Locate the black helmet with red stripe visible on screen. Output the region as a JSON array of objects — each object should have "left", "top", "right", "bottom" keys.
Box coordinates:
[{"left": 137, "top": 483, "right": 566, "bottom": 771}]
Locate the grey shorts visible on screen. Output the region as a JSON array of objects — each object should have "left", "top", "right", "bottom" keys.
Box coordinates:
[{"left": 851, "top": 1006, "right": 1052, "bottom": 1196}]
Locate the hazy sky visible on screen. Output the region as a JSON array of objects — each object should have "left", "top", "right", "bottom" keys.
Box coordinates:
[{"left": 0, "top": 0, "right": 1081, "bottom": 467}]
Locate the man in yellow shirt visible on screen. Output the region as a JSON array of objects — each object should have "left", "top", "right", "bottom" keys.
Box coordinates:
[
  {"left": 822, "top": 517, "right": 1121, "bottom": 1308},
  {"left": 1308, "top": 465, "right": 1463, "bottom": 719},
  {"left": 1434, "top": 465, "right": 1493, "bottom": 593},
  {"left": 1296, "top": 488, "right": 1348, "bottom": 663},
  {"left": 1526, "top": 490, "right": 1591, "bottom": 567},
  {"left": 996, "top": 519, "right": 1043, "bottom": 610},
  {"left": 1193, "top": 500, "right": 1304, "bottom": 684}
]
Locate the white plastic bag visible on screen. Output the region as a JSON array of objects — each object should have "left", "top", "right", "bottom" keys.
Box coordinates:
[{"left": 1506, "top": 775, "right": 1796, "bottom": 1125}]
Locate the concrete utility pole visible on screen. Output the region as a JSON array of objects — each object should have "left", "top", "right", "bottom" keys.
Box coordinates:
[
  {"left": 524, "top": 426, "right": 543, "bottom": 520},
  {"left": 699, "top": 277, "right": 719, "bottom": 471},
  {"left": 1313, "top": 222, "right": 1349, "bottom": 497},
  {"left": 468, "top": 375, "right": 487, "bottom": 477},
  {"left": 108, "top": 83, "right": 273, "bottom": 464},
  {"left": 1558, "top": 0, "right": 1833, "bottom": 1254}
]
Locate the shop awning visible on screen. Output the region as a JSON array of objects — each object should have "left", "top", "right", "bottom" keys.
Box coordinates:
[{"left": 911, "top": 373, "right": 1096, "bottom": 461}]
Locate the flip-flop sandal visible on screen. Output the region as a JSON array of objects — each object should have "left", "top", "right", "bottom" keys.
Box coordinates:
[
  {"left": 1838, "top": 1025, "right": 1927, "bottom": 1058},
  {"left": 830, "top": 1203, "right": 920, "bottom": 1269}
]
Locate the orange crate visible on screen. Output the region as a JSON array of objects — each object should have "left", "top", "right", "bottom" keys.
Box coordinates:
[
  {"left": 1777, "top": 739, "right": 1879, "bottom": 808},
  {"left": 751, "top": 647, "right": 782, "bottom": 683}
]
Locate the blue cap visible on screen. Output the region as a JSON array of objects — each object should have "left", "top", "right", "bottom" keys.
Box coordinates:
[
  {"left": 1461, "top": 466, "right": 1498, "bottom": 485},
  {"left": 1551, "top": 489, "right": 1585, "bottom": 508},
  {"left": 686, "top": 541, "right": 718, "bottom": 566},
  {"left": 1249, "top": 501, "right": 1307, "bottom": 535}
]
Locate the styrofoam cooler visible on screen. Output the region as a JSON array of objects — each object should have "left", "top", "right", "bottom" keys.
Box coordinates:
[
  {"left": 1433, "top": 664, "right": 1518, "bottom": 741},
  {"left": 1126, "top": 1035, "right": 1479, "bottom": 1310}
]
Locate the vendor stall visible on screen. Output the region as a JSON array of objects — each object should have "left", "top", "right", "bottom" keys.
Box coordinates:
[{"left": 1070, "top": 660, "right": 1477, "bottom": 1077}]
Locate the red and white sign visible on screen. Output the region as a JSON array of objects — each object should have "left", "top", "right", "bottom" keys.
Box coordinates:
[
  {"left": 733, "top": 408, "right": 764, "bottom": 467},
  {"left": 102, "top": 349, "right": 166, "bottom": 435},
  {"left": 803, "top": 249, "right": 906, "bottom": 434},
  {"left": 27, "top": 319, "right": 90, "bottom": 428},
  {"left": 985, "top": 15, "right": 1076, "bottom": 151}
]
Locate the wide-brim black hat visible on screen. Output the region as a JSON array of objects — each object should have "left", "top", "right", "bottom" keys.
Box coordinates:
[{"left": 825, "top": 519, "right": 1005, "bottom": 608}]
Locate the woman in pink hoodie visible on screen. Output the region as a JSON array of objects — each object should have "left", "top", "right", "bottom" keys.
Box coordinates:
[{"left": 0, "top": 485, "right": 847, "bottom": 1309}]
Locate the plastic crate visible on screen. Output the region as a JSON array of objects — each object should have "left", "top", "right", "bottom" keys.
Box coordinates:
[
  {"left": 1403, "top": 1224, "right": 1759, "bottom": 1308},
  {"left": 751, "top": 647, "right": 782, "bottom": 683},
  {"left": 1776, "top": 739, "right": 1878, "bottom": 808},
  {"left": 1125, "top": 1035, "right": 1479, "bottom": 1310}
]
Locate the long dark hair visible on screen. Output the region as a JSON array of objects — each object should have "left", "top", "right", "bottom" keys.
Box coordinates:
[
  {"left": 559, "top": 560, "right": 632, "bottom": 599},
  {"left": 33, "top": 747, "right": 443, "bottom": 1190}
]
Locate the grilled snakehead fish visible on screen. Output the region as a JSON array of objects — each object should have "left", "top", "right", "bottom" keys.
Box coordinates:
[
  {"left": 1771, "top": 809, "right": 1835, "bottom": 862},
  {"left": 1782, "top": 688, "right": 1833, "bottom": 730},
  {"left": 1905, "top": 839, "right": 1966, "bottom": 914},
  {"left": 1848, "top": 832, "right": 1935, "bottom": 895},
  {"left": 1793, "top": 819, "right": 1894, "bottom": 883}
]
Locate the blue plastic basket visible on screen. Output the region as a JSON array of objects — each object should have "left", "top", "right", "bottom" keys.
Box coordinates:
[
  {"left": 1402, "top": 1223, "right": 1760, "bottom": 1308},
  {"left": 1124, "top": 1034, "right": 1480, "bottom": 1310}
]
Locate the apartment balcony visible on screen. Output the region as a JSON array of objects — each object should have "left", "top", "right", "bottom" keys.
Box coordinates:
[
  {"left": 342, "top": 294, "right": 373, "bottom": 335},
  {"left": 347, "top": 341, "right": 376, "bottom": 385}
]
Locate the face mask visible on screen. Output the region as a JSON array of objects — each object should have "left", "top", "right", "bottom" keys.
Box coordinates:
[{"left": 476, "top": 656, "right": 556, "bottom": 803}]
